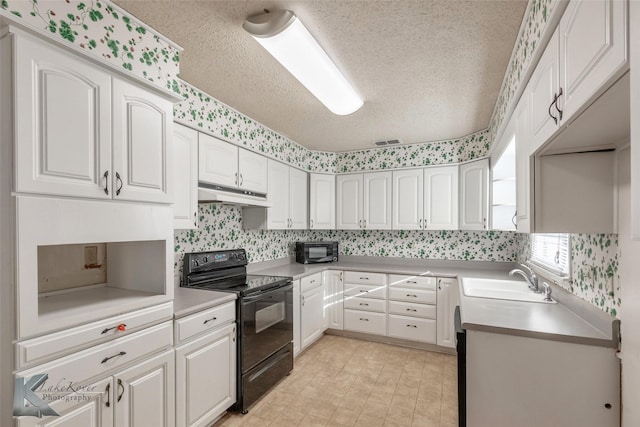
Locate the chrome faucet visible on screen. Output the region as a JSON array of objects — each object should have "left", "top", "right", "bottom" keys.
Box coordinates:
[{"left": 509, "top": 263, "right": 541, "bottom": 293}]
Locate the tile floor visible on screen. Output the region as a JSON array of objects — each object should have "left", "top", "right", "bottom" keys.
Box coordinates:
[{"left": 214, "top": 335, "right": 458, "bottom": 427}]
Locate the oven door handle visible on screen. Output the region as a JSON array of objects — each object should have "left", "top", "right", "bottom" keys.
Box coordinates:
[{"left": 242, "top": 283, "right": 293, "bottom": 303}]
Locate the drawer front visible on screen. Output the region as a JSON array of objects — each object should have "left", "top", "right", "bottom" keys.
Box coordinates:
[
  {"left": 16, "top": 321, "right": 173, "bottom": 387},
  {"left": 344, "top": 309, "right": 386, "bottom": 335},
  {"left": 16, "top": 302, "right": 173, "bottom": 369},
  {"left": 344, "top": 283, "right": 387, "bottom": 299},
  {"left": 388, "top": 274, "right": 437, "bottom": 290},
  {"left": 344, "top": 271, "right": 387, "bottom": 285},
  {"left": 300, "top": 272, "right": 323, "bottom": 293},
  {"left": 175, "top": 301, "right": 236, "bottom": 344},
  {"left": 388, "top": 315, "right": 436, "bottom": 343},
  {"left": 343, "top": 296, "right": 387, "bottom": 313},
  {"left": 388, "top": 301, "right": 436, "bottom": 319},
  {"left": 389, "top": 287, "right": 436, "bottom": 304}
]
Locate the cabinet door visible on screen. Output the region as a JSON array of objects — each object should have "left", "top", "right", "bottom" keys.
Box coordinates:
[
  {"left": 267, "top": 160, "right": 290, "bottom": 229},
  {"left": 392, "top": 169, "right": 423, "bottom": 230},
  {"left": 309, "top": 174, "right": 336, "bottom": 230},
  {"left": 173, "top": 124, "right": 199, "bottom": 229},
  {"left": 112, "top": 78, "right": 173, "bottom": 204},
  {"left": 459, "top": 159, "right": 489, "bottom": 230},
  {"left": 364, "top": 171, "right": 392, "bottom": 230},
  {"left": 238, "top": 148, "right": 268, "bottom": 195},
  {"left": 300, "top": 286, "right": 324, "bottom": 350},
  {"left": 324, "top": 271, "right": 344, "bottom": 330},
  {"left": 175, "top": 323, "right": 236, "bottom": 427},
  {"left": 289, "top": 167, "right": 308, "bottom": 229},
  {"left": 115, "top": 349, "right": 175, "bottom": 427},
  {"left": 14, "top": 33, "right": 112, "bottom": 200},
  {"left": 336, "top": 174, "right": 363, "bottom": 230},
  {"left": 293, "top": 280, "right": 301, "bottom": 357},
  {"left": 436, "top": 278, "right": 458, "bottom": 349},
  {"left": 514, "top": 95, "right": 532, "bottom": 233},
  {"left": 16, "top": 377, "right": 113, "bottom": 427},
  {"left": 198, "top": 134, "right": 238, "bottom": 188},
  {"left": 424, "top": 165, "right": 459, "bottom": 230},
  {"left": 559, "top": 0, "right": 627, "bottom": 121},
  {"left": 530, "top": 28, "right": 560, "bottom": 154}
]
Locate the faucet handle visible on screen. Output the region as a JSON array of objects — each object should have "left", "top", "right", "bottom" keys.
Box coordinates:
[
  {"left": 542, "top": 282, "right": 553, "bottom": 302},
  {"left": 519, "top": 263, "right": 534, "bottom": 275}
]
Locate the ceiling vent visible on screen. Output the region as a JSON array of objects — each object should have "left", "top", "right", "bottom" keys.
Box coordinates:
[{"left": 373, "top": 139, "right": 402, "bottom": 147}]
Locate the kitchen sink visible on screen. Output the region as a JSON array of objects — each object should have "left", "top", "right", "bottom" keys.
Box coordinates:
[{"left": 461, "top": 278, "right": 556, "bottom": 303}]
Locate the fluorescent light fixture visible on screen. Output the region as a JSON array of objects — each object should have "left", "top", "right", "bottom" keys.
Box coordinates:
[{"left": 243, "top": 10, "right": 363, "bottom": 116}]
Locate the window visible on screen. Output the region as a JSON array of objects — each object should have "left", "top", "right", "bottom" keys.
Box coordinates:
[{"left": 530, "top": 233, "right": 571, "bottom": 277}]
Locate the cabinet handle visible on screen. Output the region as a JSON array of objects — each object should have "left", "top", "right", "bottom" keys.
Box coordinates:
[
  {"left": 302, "top": 295, "right": 305, "bottom": 306},
  {"left": 406, "top": 324, "right": 418, "bottom": 328},
  {"left": 406, "top": 280, "right": 417, "bottom": 284},
  {"left": 340, "top": 272, "right": 343, "bottom": 281},
  {"left": 363, "top": 219, "right": 367, "bottom": 228},
  {"left": 310, "top": 219, "right": 314, "bottom": 229},
  {"left": 235, "top": 172, "right": 238, "bottom": 186},
  {"left": 406, "top": 294, "right": 418, "bottom": 298},
  {"left": 103, "top": 171, "right": 109, "bottom": 195},
  {"left": 105, "top": 382, "right": 111, "bottom": 407},
  {"left": 115, "top": 172, "right": 123, "bottom": 196},
  {"left": 359, "top": 303, "right": 369, "bottom": 306},
  {"left": 310, "top": 280, "right": 316, "bottom": 284},
  {"left": 406, "top": 308, "right": 417, "bottom": 312},
  {"left": 548, "top": 93, "right": 559, "bottom": 125},
  {"left": 101, "top": 323, "right": 127, "bottom": 334},
  {"left": 203, "top": 316, "right": 217, "bottom": 325},
  {"left": 239, "top": 173, "right": 244, "bottom": 186},
  {"left": 359, "top": 318, "right": 369, "bottom": 322},
  {"left": 194, "top": 211, "right": 198, "bottom": 227},
  {"left": 554, "top": 87, "right": 564, "bottom": 121},
  {"left": 359, "top": 290, "right": 369, "bottom": 293},
  {"left": 101, "top": 351, "right": 127, "bottom": 364},
  {"left": 359, "top": 277, "right": 369, "bottom": 280},
  {"left": 483, "top": 218, "right": 486, "bottom": 230},
  {"left": 512, "top": 212, "right": 517, "bottom": 227},
  {"left": 419, "top": 219, "right": 422, "bottom": 228},
  {"left": 117, "top": 379, "right": 125, "bottom": 402}
]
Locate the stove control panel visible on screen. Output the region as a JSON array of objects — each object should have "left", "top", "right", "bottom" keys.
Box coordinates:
[{"left": 182, "top": 249, "right": 248, "bottom": 283}]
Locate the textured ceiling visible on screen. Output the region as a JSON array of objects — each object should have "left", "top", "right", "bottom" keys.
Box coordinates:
[{"left": 114, "top": 0, "right": 527, "bottom": 152}]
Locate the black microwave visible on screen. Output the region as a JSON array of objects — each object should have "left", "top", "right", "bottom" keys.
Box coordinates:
[{"left": 295, "top": 241, "right": 338, "bottom": 264}]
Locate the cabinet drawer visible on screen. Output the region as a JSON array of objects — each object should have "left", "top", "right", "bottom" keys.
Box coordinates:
[
  {"left": 344, "top": 283, "right": 387, "bottom": 299},
  {"left": 388, "top": 301, "right": 436, "bottom": 319},
  {"left": 388, "top": 315, "right": 436, "bottom": 343},
  {"left": 389, "top": 287, "right": 436, "bottom": 304},
  {"left": 344, "top": 271, "right": 387, "bottom": 285},
  {"left": 388, "top": 274, "right": 436, "bottom": 290},
  {"left": 344, "top": 310, "right": 386, "bottom": 335},
  {"left": 343, "top": 296, "right": 386, "bottom": 313},
  {"left": 16, "top": 302, "right": 173, "bottom": 369},
  {"left": 175, "top": 301, "right": 236, "bottom": 344},
  {"left": 15, "top": 321, "right": 173, "bottom": 387},
  {"left": 300, "top": 272, "right": 323, "bottom": 293}
]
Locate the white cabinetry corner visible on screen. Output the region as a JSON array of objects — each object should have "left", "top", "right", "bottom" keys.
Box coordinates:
[
  {"left": 309, "top": 173, "right": 336, "bottom": 230},
  {"left": 337, "top": 172, "right": 392, "bottom": 230},
  {"left": 324, "top": 270, "right": 344, "bottom": 330},
  {"left": 293, "top": 279, "right": 301, "bottom": 357},
  {"left": 300, "top": 273, "right": 324, "bottom": 350},
  {"left": 175, "top": 318, "right": 236, "bottom": 427},
  {"left": 173, "top": 124, "right": 199, "bottom": 229},
  {"left": 436, "top": 278, "right": 458, "bottom": 349},
  {"left": 459, "top": 159, "right": 489, "bottom": 231},
  {"left": 13, "top": 30, "right": 174, "bottom": 204}
]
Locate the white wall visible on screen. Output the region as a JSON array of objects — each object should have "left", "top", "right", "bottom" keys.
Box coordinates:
[{"left": 617, "top": 146, "right": 640, "bottom": 426}]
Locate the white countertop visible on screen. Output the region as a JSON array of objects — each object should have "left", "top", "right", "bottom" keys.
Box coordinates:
[{"left": 173, "top": 286, "right": 236, "bottom": 319}]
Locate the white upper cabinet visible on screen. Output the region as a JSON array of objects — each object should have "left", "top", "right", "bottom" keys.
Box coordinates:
[
  {"left": 364, "top": 171, "right": 392, "bottom": 230},
  {"left": 266, "top": 160, "right": 290, "bottom": 229},
  {"left": 424, "top": 165, "right": 459, "bottom": 230},
  {"left": 336, "top": 174, "right": 363, "bottom": 230},
  {"left": 198, "top": 134, "right": 268, "bottom": 195},
  {"left": 173, "top": 124, "right": 199, "bottom": 230},
  {"left": 289, "top": 167, "right": 309, "bottom": 229},
  {"left": 514, "top": 94, "right": 533, "bottom": 233},
  {"left": 558, "top": 0, "right": 627, "bottom": 121},
  {"left": 13, "top": 31, "right": 173, "bottom": 204},
  {"left": 459, "top": 159, "right": 489, "bottom": 231},
  {"left": 392, "top": 169, "right": 423, "bottom": 230},
  {"left": 338, "top": 172, "right": 391, "bottom": 230},
  {"left": 309, "top": 174, "right": 336, "bottom": 230},
  {"left": 112, "top": 78, "right": 173, "bottom": 204}
]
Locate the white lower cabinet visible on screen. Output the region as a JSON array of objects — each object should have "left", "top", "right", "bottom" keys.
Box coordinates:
[
  {"left": 343, "top": 271, "right": 388, "bottom": 336},
  {"left": 293, "top": 279, "right": 301, "bottom": 356},
  {"left": 175, "top": 322, "right": 236, "bottom": 427},
  {"left": 387, "top": 315, "right": 436, "bottom": 343},
  {"left": 387, "top": 274, "right": 437, "bottom": 344},
  {"left": 344, "top": 310, "right": 387, "bottom": 335},
  {"left": 436, "top": 278, "right": 458, "bottom": 348},
  {"left": 324, "top": 271, "right": 344, "bottom": 330},
  {"left": 300, "top": 273, "right": 324, "bottom": 350}
]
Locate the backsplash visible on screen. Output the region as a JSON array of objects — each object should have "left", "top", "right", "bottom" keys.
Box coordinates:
[
  {"left": 174, "top": 204, "right": 518, "bottom": 275},
  {"left": 1, "top": 0, "right": 181, "bottom": 92},
  {"left": 517, "top": 234, "right": 620, "bottom": 317}
]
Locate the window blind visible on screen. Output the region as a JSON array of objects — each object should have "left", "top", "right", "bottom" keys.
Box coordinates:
[{"left": 530, "top": 234, "right": 571, "bottom": 277}]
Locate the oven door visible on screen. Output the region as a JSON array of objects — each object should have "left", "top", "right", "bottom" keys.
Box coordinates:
[{"left": 240, "top": 283, "right": 293, "bottom": 372}]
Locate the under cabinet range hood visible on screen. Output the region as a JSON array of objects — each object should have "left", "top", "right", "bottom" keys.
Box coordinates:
[{"left": 198, "top": 182, "right": 273, "bottom": 207}]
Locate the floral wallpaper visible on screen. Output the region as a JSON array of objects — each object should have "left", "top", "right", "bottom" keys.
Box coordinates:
[
  {"left": 517, "top": 234, "right": 620, "bottom": 317},
  {"left": 0, "top": 0, "right": 181, "bottom": 93}
]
